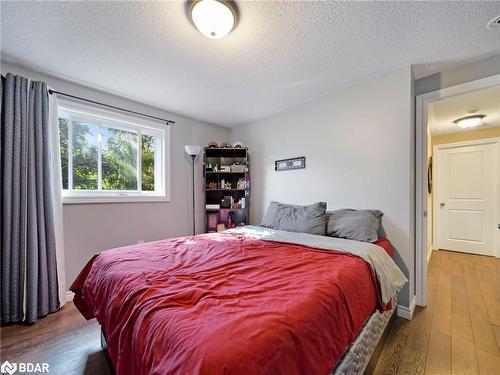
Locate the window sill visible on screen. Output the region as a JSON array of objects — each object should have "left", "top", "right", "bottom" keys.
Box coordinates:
[{"left": 62, "top": 195, "right": 170, "bottom": 204}]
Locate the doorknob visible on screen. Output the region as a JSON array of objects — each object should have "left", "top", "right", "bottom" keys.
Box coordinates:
[{"left": 440, "top": 202, "right": 445, "bottom": 207}]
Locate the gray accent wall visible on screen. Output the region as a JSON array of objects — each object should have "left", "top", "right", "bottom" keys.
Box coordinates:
[
  {"left": 231, "top": 67, "right": 415, "bottom": 308},
  {"left": 1, "top": 62, "right": 230, "bottom": 291},
  {"left": 415, "top": 53, "right": 500, "bottom": 95}
]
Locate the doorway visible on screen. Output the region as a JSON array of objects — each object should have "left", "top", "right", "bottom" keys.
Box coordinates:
[{"left": 415, "top": 74, "right": 500, "bottom": 307}]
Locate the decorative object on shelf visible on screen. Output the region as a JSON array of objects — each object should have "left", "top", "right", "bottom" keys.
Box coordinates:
[
  {"left": 185, "top": 145, "right": 202, "bottom": 235},
  {"left": 275, "top": 156, "right": 306, "bottom": 171},
  {"left": 208, "top": 141, "right": 219, "bottom": 148},
  {"left": 221, "top": 165, "right": 231, "bottom": 172},
  {"left": 208, "top": 181, "right": 218, "bottom": 190},
  {"left": 230, "top": 162, "right": 246, "bottom": 172},
  {"left": 221, "top": 141, "right": 232, "bottom": 148},
  {"left": 237, "top": 178, "right": 245, "bottom": 190},
  {"left": 232, "top": 141, "right": 244, "bottom": 148},
  {"left": 221, "top": 196, "right": 232, "bottom": 208}
]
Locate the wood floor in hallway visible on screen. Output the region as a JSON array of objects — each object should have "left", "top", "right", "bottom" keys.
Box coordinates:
[{"left": 374, "top": 250, "right": 500, "bottom": 375}]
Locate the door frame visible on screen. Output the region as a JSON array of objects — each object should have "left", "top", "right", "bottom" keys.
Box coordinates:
[
  {"left": 432, "top": 138, "right": 500, "bottom": 255},
  {"left": 415, "top": 73, "right": 500, "bottom": 307}
]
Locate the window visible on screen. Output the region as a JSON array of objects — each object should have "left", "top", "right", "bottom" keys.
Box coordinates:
[{"left": 58, "top": 100, "right": 170, "bottom": 203}]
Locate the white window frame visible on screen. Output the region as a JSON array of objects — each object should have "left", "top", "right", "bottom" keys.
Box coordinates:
[{"left": 58, "top": 98, "right": 171, "bottom": 204}]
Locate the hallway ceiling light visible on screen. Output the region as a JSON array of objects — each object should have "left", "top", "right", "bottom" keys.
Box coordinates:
[
  {"left": 487, "top": 15, "right": 500, "bottom": 28},
  {"left": 187, "top": 0, "right": 238, "bottom": 39},
  {"left": 453, "top": 115, "right": 485, "bottom": 129}
]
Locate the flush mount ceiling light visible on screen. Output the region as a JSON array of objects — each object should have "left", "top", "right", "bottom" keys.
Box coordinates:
[
  {"left": 453, "top": 115, "right": 485, "bottom": 129},
  {"left": 487, "top": 15, "right": 500, "bottom": 28},
  {"left": 186, "top": 0, "right": 239, "bottom": 39}
]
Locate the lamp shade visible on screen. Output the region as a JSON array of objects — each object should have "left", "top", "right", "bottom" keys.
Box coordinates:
[{"left": 185, "top": 145, "right": 202, "bottom": 156}]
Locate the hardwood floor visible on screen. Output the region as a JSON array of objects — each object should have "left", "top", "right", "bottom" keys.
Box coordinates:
[
  {"left": 374, "top": 250, "right": 500, "bottom": 375},
  {"left": 0, "top": 303, "right": 109, "bottom": 375},
  {"left": 1, "top": 250, "right": 498, "bottom": 374}
]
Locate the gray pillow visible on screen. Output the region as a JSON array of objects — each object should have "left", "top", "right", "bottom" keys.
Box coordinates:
[
  {"left": 326, "top": 209, "right": 383, "bottom": 243},
  {"left": 260, "top": 201, "right": 327, "bottom": 235}
]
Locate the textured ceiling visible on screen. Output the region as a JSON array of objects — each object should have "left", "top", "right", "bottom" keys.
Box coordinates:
[
  {"left": 1, "top": 1, "right": 499, "bottom": 127},
  {"left": 429, "top": 85, "right": 500, "bottom": 136}
]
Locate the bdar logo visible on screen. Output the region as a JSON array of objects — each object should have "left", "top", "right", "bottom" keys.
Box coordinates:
[{"left": 0, "top": 361, "right": 17, "bottom": 375}]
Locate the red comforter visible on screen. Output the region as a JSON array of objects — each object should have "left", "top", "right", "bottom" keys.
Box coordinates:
[{"left": 71, "top": 232, "right": 381, "bottom": 375}]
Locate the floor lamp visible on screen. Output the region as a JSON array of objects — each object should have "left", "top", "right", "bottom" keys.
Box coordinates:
[{"left": 185, "top": 145, "right": 202, "bottom": 235}]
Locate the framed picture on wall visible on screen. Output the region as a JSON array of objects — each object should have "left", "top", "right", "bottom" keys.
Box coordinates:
[{"left": 275, "top": 156, "right": 306, "bottom": 171}]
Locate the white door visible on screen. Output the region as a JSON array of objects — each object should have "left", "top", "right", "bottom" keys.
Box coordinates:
[{"left": 435, "top": 140, "right": 499, "bottom": 256}]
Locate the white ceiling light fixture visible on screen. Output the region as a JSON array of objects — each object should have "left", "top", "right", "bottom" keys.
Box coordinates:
[
  {"left": 453, "top": 114, "right": 485, "bottom": 129},
  {"left": 186, "top": 0, "right": 239, "bottom": 39},
  {"left": 487, "top": 15, "right": 500, "bottom": 28}
]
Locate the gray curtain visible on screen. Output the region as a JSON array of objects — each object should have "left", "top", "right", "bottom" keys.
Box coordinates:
[{"left": 1, "top": 73, "right": 59, "bottom": 324}]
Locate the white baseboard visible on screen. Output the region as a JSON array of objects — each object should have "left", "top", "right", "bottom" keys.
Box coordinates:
[
  {"left": 427, "top": 247, "right": 433, "bottom": 264},
  {"left": 397, "top": 295, "right": 416, "bottom": 320},
  {"left": 65, "top": 291, "right": 75, "bottom": 302}
]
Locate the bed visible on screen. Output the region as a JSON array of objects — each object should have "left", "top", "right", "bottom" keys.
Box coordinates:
[{"left": 71, "top": 225, "right": 406, "bottom": 375}]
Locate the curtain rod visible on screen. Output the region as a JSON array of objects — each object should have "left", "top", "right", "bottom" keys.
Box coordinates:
[{"left": 48, "top": 89, "right": 175, "bottom": 125}]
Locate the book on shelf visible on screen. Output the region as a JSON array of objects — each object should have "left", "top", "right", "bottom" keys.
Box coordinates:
[{"left": 205, "top": 204, "right": 220, "bottom": 210}]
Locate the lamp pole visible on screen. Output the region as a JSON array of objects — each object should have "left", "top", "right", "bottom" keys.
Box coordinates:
[
  {"left": 185, "top": 145, "right": 201, "bottom": 236},
  {"left": 190, "top": 154, "right": 196, "bottom": 236}
]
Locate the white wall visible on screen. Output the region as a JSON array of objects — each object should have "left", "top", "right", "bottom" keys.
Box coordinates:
[
  {"left": 3, "top": 62, "right": 415, "bottom": 307},
  {"left": 2, "top": 62, "right": 230, "bottom": 289},
  {"left": 231, "top": 67, "right": 415, "bottom": 307}
]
